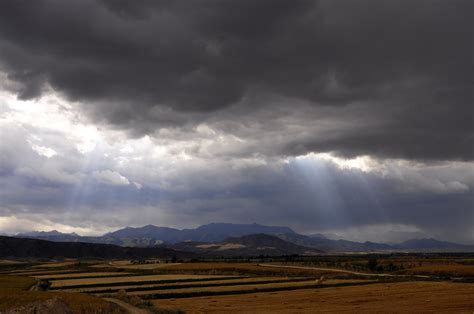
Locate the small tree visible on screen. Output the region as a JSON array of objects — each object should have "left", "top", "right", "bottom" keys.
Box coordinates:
[{"left": 368, "top": 257, "right": 378, "bottom": 271}]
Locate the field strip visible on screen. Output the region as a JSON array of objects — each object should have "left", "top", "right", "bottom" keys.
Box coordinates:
[
  {"left": 32, "top": 262, "right": 78, "bottom": 268},
  {"left": 4, "top": 269, "right": 81, "bottom": 276},
  {"left": 258, "top": 263, "right": 381, "bottom": 276},
  {"left": 50, "top": 274, "right": 242, "bottom": 289},
  {"left": 92, "top": 262, "right": 182, "bottom": 270},
  {"left": 150, "top": 281, "right": 474, "bottom": 312},
  {"left": 35, "top": 272, "right": 131, "bottom": 280},
  {"left": 60, "top": 277, "right": 310, "bottom": 293},
  {"left": 257, "top": 264, "right": 433, "bottom": 279},
  {"left": 122, "top": 279, "right": 377, "bottom": 299}
]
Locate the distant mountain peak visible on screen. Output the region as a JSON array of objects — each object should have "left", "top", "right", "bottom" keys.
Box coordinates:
[
  {"left": 395, "top": 238, "right": 474, "bottom": 251},
  {"left": 18, "top": 230, "right": 79, "bottom": 237},
  {"left": 98, "top": 222, "right": 298, "bottom": 244},
  {"left": 307, "top": 233, "right": 328, "bottom": 239}
]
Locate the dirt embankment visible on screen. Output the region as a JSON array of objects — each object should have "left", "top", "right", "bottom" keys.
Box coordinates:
[
  {"left": 4, "top": 297, "right": 72, "bottom": 314},
  {"left": 103, "top": 298, "right": 150, "bottom": 314}
]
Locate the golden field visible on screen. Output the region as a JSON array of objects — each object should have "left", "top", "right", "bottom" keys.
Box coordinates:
[
  {"left": 127, "top": 278, "right": 373, "bottom": 297},
  {"left": 50, "top": 273, "right": 238, "bottom": 288},
  {"left": 64, "top": 276, "right": 306, "bottom": 293},
  {"left": 1, "top": 255, "right": 473, "bottom": 313},
  {"left": 34, "top": 271, "right": 130, "bottom": 280},
  {"left": 0, "top": 275, "right": 125, "bottom": 313},
  {"left": 153, "top": 281, "right": 474, "bottom": 313}
]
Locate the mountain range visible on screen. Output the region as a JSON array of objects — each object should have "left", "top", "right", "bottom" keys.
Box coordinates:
[{"left": 16, "top": 223, "right": 474, "bottom": 253}]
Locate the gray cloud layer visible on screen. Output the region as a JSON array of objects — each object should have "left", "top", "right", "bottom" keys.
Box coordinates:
[
  {"left": 1, "top": 115, "right": 472, "bottom": 242},
  {"left": 0, "top": 1, "right": 472, "bottom": 243},
  {"left": 0, "top": 0, "right": 472, "bottom": 160}
]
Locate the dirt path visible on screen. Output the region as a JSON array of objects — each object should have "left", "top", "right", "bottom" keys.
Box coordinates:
[
  {"left": 257, "top": 263, "right": 432, "bottom": 279},
  {"left": 103, "top": 297, "right": 149, "bottom": 314}
]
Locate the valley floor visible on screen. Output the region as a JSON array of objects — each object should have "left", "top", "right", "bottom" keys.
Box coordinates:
[{"left": 1, "top": 257, "right": 474, "bottom": 313}]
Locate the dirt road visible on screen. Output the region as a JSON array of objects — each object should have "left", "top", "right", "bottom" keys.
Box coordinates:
[
  {"left": 103, "top": 298, "right": 149, "bottom": 314},
  {"left": 257, "top": 263, "right": 432, "bottom": 278}
]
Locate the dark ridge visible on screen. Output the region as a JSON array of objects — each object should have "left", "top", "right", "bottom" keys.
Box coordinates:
[{"left": 0, "top": 236, "right": 193, "bottom": 260}]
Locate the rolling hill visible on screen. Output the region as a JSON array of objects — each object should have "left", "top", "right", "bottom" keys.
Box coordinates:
[
  {"left": 276, "top": 232, "right": 394, "bottom": 253},
  {"left": 171, "top": 233, "right": 323, "bottom": 256},
  {"left": 393, "top": 238, "right": 474, "bottom": 252},
  {"left": 0, "top": 236, "right": 192, "bottom": 260}
]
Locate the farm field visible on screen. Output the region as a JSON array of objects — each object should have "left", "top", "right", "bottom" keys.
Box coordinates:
[
  {"left": 126, "top": 278, "right": 374, "bottom": 298},
  {"left": 0, "top": 255, "right": 473, "bottom": 313},
  {"left": 6, "top": 269, "right": 82, "bottom": 276},
  {"left": 398, "top": 264, "right": 474, "bottom": 277},
  {"left": 50, "top": 274, "right": 240, "bottom": 288},
  {"left": 91, "top": 260, "right": 182, "bottom": 270},
  {"left": 34, "top": 271, "right": 131, "bottom": 280},
  {"left": 32, "top": 261, "right": 78, "bottom": 268},
  {"left": 63, "top": 276, "right": 310, "bottom": 293},
  {"left": 152, "top": 281, "right": 474, "bottom": 313},
  {"left": 137, "top": 262, "right": 342, "bottom": 278},
  {"left": 0, "top": 260, "right": 26, "bottom": 265},
  {"left": 0, "top": 275, "right": 125, "bottom": 313}
]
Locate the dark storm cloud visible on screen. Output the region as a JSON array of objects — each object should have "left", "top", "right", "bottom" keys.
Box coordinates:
[
  {"left": 1, "top": 131, "right": 472, "bottom": 242},
  {"left": 0, "top": 0, "right": 472, "bottom": 160}
]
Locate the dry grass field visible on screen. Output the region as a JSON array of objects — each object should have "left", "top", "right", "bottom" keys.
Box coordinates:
[
  {"left": 32, "top": 261, "right": 78, "bottom": 268},
  {"left": 8, "top": 269, "right": 81, "bottom": 276},
  {"left": 0, "top": 275, "right": 125, "bottom": 313},
  {"left": 399, "top": 264, "right": 474, "bottom": 277},
  {"left": 34, "top": 271, "right": 131, "bottom": 280},
  {"left": 64, "top": 276, "right": 308, "bottom": 293},
  {"left": 1, "top": 256, "right": 473, "bottom": 313},
  {"left": 50, "top": 273, "right": 239, "bottom": 288},
  {"left": 0, "top": 259, "right": 26, "bottom": 265},
  {"left": 92, "top": 260, "right": 183, "bottom": 270},
  {"left": 0, "top": 275, "right": 36, "bottom": 290},
  {"left": 127, "top": 278, "right": 373, "bottom": 298},
  {"left": 149, "top": 262, "right": 345, "bottom": 278},
  {"left": 153, "top": 281, "right": 474, "bottom": 313}
]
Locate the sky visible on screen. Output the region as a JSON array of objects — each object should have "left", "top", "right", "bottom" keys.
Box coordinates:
[{"left": 0, "top": 0, "right": 472, "bottom": 243}]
